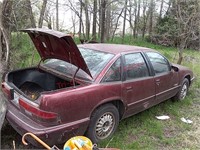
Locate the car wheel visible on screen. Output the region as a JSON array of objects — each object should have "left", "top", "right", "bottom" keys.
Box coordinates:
[
  {"left": 173, "top": 78, "right": 189, "bottom": 101},
  {"left": 85, "top": 104, "right": 119, "bottom": 144}
]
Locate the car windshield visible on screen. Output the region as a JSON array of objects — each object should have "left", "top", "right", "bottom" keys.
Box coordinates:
[{"left": 42, "top": 48, "right": 114, "bottom": 81}]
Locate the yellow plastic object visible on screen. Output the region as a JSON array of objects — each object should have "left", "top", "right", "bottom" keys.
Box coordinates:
[{"left": 63, "top": 136, "right": 93, "bottom": 150}]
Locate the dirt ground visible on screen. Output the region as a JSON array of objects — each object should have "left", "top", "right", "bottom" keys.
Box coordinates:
[
  {"left": 1, "top": 122, "right": 63, "bottom": 149},
  {"left": 1, "top": 123, "right": 36, "bottom": 149}
]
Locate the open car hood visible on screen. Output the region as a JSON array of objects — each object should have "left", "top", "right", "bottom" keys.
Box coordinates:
[{"left": 22, "top": 28, "right": 92, "bottom": 77}]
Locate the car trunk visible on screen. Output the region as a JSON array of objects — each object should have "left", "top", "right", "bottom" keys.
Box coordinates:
[{"left": 7, "top": 68, "right": 79, "bottom": 101}]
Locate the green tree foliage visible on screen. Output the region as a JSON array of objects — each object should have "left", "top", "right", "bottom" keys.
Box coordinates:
[
  {"left": 156, "top": 16, "right": 178, "bottom": 37},
  {"left": 154, "top": 0, "right": 199, "bottom": 51}
]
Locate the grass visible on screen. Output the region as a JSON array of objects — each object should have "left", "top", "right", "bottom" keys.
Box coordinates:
[{"left": 8, "top": 34, "right": 200, "bottom": 149}]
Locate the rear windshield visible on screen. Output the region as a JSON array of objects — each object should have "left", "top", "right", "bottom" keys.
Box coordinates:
[{"left": 42, "top": 48, "right": 114, "bottom": 80}]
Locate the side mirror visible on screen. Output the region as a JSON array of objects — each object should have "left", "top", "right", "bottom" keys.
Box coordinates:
[{"left": 171, "top": 65, "right": 179, "bottom": 72}]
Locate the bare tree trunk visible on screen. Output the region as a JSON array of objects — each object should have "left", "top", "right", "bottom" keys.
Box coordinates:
[
  {"left": 177, "top": 38, "right": 186, "bottom": 64},
  {"left": 98, "top": 0, "right": 102, "bottom": 39},
  {"left": 142, "top": 0, "right": 149, "bottom": 38},
  {"left": 100, "top": 0, "right": 106, "bottom": 43},
  {"left": 0, "top": 2, "right": 9, "bottom": 129},
  {"left": 52, "top": 16, "right": 55, "bottom": 29},
  {"left": 81, "top": 18, "right": 86, "bottom": 39},
  {"left": 92, "top": 0, "right": 97, "bottom": 40},
  {"left": 105, "top": 1, "right": 111, "bottom": 41},
  {"left": 197, "top": 2, "right": 200, "bottom": 51},
  {"left": 142, "top": 0, "right": 147, "bottom": 38},
  {"left": 159, "top": 0, "right": 164, "bottom": 20},
  {"left": 56, "top": 0, "right": 59, "bottom": 30},
  {"left": 0, "top": 0, "right": 13, "bottom": 70},
  {"left": 47, "top": 17, "right": 52, "bottom": 29},
  {"left": 26, "top": 0, "right": 36, "bottom": 28},
  {"left": 83, "top": 0, "right": 90, "bottom": 39},
  {"left": 0, "top": 2, "right": 2, "bottom": 63},
  {"left": 128, "top": 0, "right": 133, "bottom": 36},
  {"left": 133, "top": 0, "right": 137, "bottom": 38},
  {"left": 176, "top": 0, "right": 185, "bottom": 64},
  {"left": 71, "top": 12, "right": 76, "bottom": 35},
  {"left": 79, "top": 0, "right": 83, "bottom": 39},
  {"left": 149, "top": 0, "right": 154, "bottom": 36},
  {"left": 38, "top": 0, "right": 47, "bottom": 28},
  {"left": 111, "top": 8, "right": 124, "bottom": 41},
  {"left": 136, "top": 0, "right": 141, "bottom": 37},
  {"left": 122, "top": 0, "right": 128, "bottom": 43},
  {"left": 166, "top": 0, "right": 172, "bottom": 15}
]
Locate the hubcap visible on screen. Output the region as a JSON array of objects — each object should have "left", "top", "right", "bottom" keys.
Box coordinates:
[
  {"left": 180, "top": 83, "right": 187, "bottom": 99},
  {"left": 95, "top": 112, "right": 115, "bottom": 139}
]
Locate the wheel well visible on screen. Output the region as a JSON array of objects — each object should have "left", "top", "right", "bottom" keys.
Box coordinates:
[
  {"left": 185, "top": 75, "right": 191, "bottom": 85},
  {"left": 111, "top": 100, "right": 125, "bottom": 120},
  {"left": 94, "top": 100, "right": 125, "bottom": 120}
]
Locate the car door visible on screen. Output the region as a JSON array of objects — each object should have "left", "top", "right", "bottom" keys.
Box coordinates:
[
  {"left": 122, "top": 52, "right": 156, "bottom": 117},
  {"left": 100, "top": 57, "right": 122, "bottom": 103},
  {"left": 145, "top": 52, "right": 179, "bottom": 103}
]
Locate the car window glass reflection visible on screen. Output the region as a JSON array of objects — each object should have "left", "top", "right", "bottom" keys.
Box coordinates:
[
  {"left": 146, "top": 52, "right": 170, "bottom": 74},
  {"left": 103, "top": 58, "right": 121, "bottom": 82},
  {"left": 43, "top": 48, "right": 114, "bottom": 80},
  {"left": 125, "top": 53, "right": 149, "bottom": 80},
  {"left": 79, "top": 48, "right": 114, "bottom": 77}
]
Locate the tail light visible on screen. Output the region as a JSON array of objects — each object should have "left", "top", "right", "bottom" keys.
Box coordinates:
[
  {"left": 19, "top": 98, "right": 58, "bottom": 120},
  {"left": 1, "top": 83, "right": 13, "bottom": 99}
]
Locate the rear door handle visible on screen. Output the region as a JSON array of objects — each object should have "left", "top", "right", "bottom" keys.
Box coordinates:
[
  {"left": 126, "top": 86, "right": 133, "bottom": 90},
  {"left": 156, "top": 79, "right": 160, "bottom": 82},
  {"left": 156, "top": 79, "right": 160, "bottom": 85}
]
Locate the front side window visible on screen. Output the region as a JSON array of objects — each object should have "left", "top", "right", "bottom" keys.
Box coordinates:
[
  {"left": 102, "top": 58, "right": 121, "bottom": 82},
  {"left": 125, "top": 53, "right": 149, "bottom": 80},
  {"left": 146, "top": 52, "right": 170, "bottom": 74}
]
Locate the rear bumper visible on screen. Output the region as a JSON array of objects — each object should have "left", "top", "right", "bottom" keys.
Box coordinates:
[{"left": 6, "top": 102, "right": 89, "bottom": 147}]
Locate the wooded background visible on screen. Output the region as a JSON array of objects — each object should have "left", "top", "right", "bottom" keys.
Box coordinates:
[{"left": 0, "top": 0, "right": 199, "bottom": 72}]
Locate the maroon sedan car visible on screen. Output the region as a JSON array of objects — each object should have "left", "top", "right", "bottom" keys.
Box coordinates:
[{"left": 1, "top": 29, "right": 194, "bottom": 146}]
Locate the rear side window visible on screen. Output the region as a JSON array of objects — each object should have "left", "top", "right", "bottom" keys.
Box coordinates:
[
  {"left": 102, "top": 58, "right": 121, "bottom": 82},
  {"left": 146, "top": 52, "right": 170, "bottom": 74},
  {"left": 124, "top": 53, "right": 149, "bottom": 80}
]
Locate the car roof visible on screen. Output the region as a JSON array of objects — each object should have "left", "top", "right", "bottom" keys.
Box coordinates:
[{"left": 78, "top": 43, "right": 154, "bottom": 54}]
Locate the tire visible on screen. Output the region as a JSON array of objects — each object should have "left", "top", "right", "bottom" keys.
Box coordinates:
[
  {"left": 85, "top": 104, "right": 119, "bottom": 144},
  {"left": 173, "top": 78, "right": 189, "bottom": 101}
]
